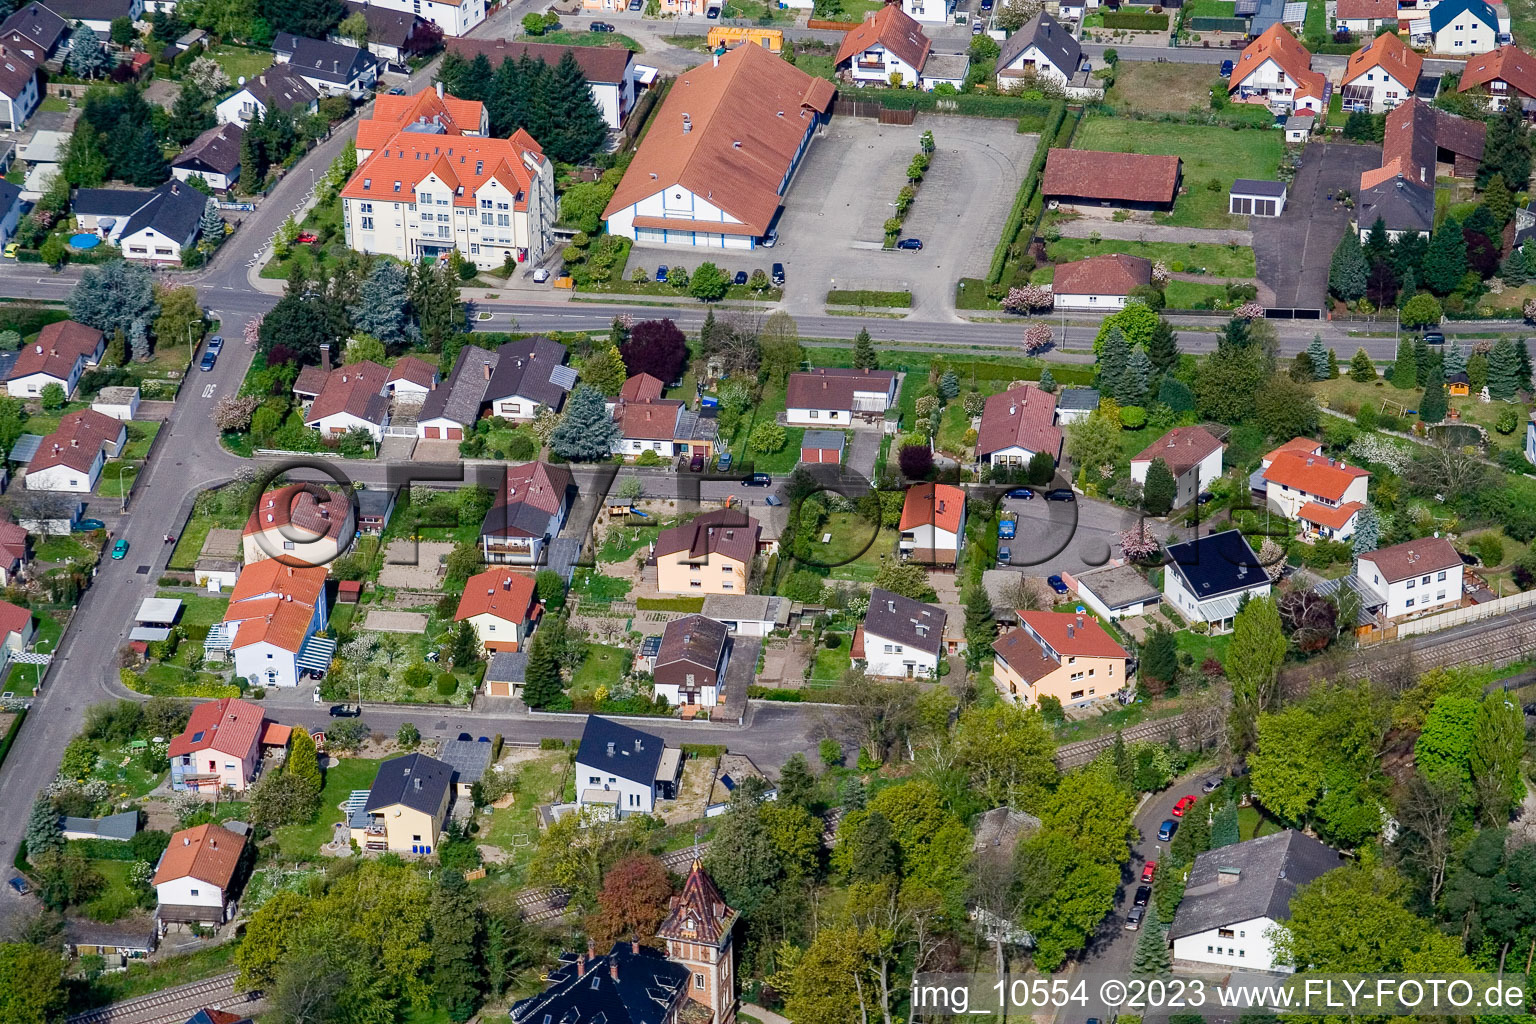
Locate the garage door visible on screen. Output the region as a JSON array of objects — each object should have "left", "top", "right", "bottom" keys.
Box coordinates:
[
  {"left": 422, "top": 426, "right": 439, "bottom": 439},
  {"left": 447, "top": 427, "right": 462, "bottom": 440}
]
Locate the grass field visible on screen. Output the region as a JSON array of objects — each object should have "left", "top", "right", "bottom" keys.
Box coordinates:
[
  {"left": 206, "top": 44, "right": 274, "bottom": 86},
  {"left": 1072, "top": 117, "right": 1285, "bottom": 229},
  {"left": 1105, "top": 62, "right": 1268, "bottom": 125},
  {"left": 273, "top": 757, "right": 382, "bottom": 861},
  {"left": 536, "top": 29, "right": 644, "bottom": 51},
  {"left": 787, "top": 511, "right": 883, "bottom": 568},
  {"left": 481, "top": 752, "right": 567, "bottom": 881},
  {"left": 571, "top": 569, "right": 632, "bottom": 604},
  {"left": 34, "top": 535, "right": 94, "bottom": 564},
  {"left": 1046, "top": 237, "right": 1256, "bottom": 277},
  {"left": 598, "top": 523, "right": 660, "bottom": 564},
  {"left": 741, "top": 427, "right": 806, "bottom": 474},
  {"left": 569, "top": 643, "right": 629, "bottom": 699},
  {"left": 1166, "top": 279, "right": 1238, "bottom": 308},
  {"left": 809, "top": 633, "right": 854, "bottom": 684}
]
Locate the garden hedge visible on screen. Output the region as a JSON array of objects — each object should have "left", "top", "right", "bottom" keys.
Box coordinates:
[{"left": 1102, "top": 11, "right": 1168, "bottom": 28}]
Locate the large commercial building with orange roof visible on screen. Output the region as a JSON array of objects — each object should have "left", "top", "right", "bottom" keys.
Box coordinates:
[
  {"left": 206, "top": 562, "right": 331, "bottom": 689},
  {"left": 340, "top": 85, "right": 554, "bottom": 266}
]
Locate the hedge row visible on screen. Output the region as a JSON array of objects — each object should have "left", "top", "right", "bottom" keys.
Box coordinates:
[
  {"left": 1102, "top": 11, "right": 1168, "bottom": 28},
  {"left": 988, "top": 100, "right": 1070, "bottom": 285},
  {"left": 826, "top": 289, "right": 913, "bottom": 307},
  {"left": 853, "top": 91, "right": 1061, "bottom": 120}
]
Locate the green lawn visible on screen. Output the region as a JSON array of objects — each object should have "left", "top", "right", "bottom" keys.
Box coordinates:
[
  {"left": 79, "top": 859, "right": 144, "bottom": 923},
  {"left": 1165, "top": 280, "right": 1239, "bottom": 308},
  {"left": 97, "top": 464, "right": 138, "bottom": 499},
  {"left": 206, "top": 44, "right": 274, "bottom": 88},
  {"left": 1175, "top": 628, "right": 1232, "bottom": 670},
  {"left": 794, "top": 52, "right": 837, "bottom": 82},
  {"left": 568, "top": 643, "right": 629, "bottom": 699},
  {"left": 158, "top": 590, "right": 231, "bottom": 631},
  {"left": 273, "top": 757, "right": 382, "bottom": 861},
  {"left": 481, "top": 752, "right": 568, "bottom": 882},
  {"left": 741, "top": 427, "right": 805, "bottom": 474},
  {"left": 39, "top": 96, "right": 69, "bottom": 113},
  {"left": 787, "top": 510, "right": 883, "bottom": 568},
  {"left": 827, "top": 527, "right": 901, "bottom": 583},
  {"left": 33, "top": 535, "right": 93, "bottom": 564},
  {"left": 571, "top": 569, "right": 632, "bottom": 604},
  {"left": 809, "top": 634, "right": 854, "bottom": 684},
  {"left": 1071, "top": 117, "right": 1285, "bottom": 229},
  {"left": 1047, "top": 237, "right": 1256, "bottom": 278},
  {"left": 598, "top": 524, "right": 659, "bottom": 564},
  {"left": 124, "top": 664, "right": 238, "bottom": 699},
  {"left": 634, "top": 596, "right": 705, "bottom": 612},
  {"left": 1237, "top": 804, "right": 1284, "bottom": 840},
  {"left": 534, "top": 29, "right": 644, "bottom": 51},
  {"left": 121, "top": 422, "right": 161, "bottom": 460}
]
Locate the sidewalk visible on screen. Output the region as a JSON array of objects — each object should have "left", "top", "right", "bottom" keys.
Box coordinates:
[{"left": 742, "top": 1003, "right": 791, "bottom": 1024}]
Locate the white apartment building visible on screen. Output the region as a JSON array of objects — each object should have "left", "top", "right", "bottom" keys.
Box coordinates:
[{"left": 1356, "top": 536, "right": 1465, "bottom": 620}]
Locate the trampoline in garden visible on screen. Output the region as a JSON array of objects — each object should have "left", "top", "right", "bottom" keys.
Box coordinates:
[{"left": 68, "top": 234, "right": 100, "bottom": 249}]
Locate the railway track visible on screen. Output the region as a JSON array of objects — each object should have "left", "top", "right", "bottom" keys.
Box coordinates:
[{"left": 67, "top": 971, "right": 259, "bottom": 1024}]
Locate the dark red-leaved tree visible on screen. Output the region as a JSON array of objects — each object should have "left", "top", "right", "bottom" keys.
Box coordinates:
[
  {"left": 620, "top": 319, "right": 688, "bottom": 384},
  {"left": 584, "top": 853, "right": 674, "bottom": 948},
  {"left": 1464, "top": 229, "right": 1500, "bottom": 278},
  {"left": 1365, "top": 261, "right": 1399, "bottom": 310},
  {"left": 898, "top": 444, "right": 934, "bottom": 480}
]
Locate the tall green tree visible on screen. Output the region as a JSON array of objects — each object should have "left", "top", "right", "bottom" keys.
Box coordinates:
[
  {"left": 1097, "top": 329, "right": 1130, "bottom": 398},
  {"left": 0, "top": 942, "right": 68, "bottom": 1024},
  {"left": 1352, "top": 503, "right": 1381, "bottom": 555},
  {"left": 1210, "top": 801, "right": 1240, "bottom": 847},
  {"left": 1487, "top": 336, "right": 1523, "bottom": 399},
  {"left": 1328, "top": 234, "right": 1368, "bottom": 301},
  {"left": 1142, "top": 458, "right": 1176, "bottom": 516},
  {"left": 521, "top": 626, "right": 564, "bottom": 708},
  {"left": 1349, "top": 347, "right": 1377, "bottom": 382},
  {"left": 430, "top": 869, "right": 482, "bottom": 1021},
  {"left": 1227, "top": 596, "right": 1287, "bottom": 752},
  {"left": 1121, "top": 345, "right": 1153, "bottom": 406},
  {"left": 1480, "top": 102, "right": 1532, "bottom": 191},
  {"left": 286, "top": 727, "right": 322, "bottom": 789},
  {"left": 961, "top": 580, "right": 994, "bottom": 671},
  {"left": 1307, "top": 334, "right": 1330, "bottom": 380},
  {"left": 1470, "top": 697, "right": 1526, "bottom": 825},
  {"left": 852, "top": 328, "right": 878, "bottom": 370},
  {"left": 1140, "top": 626, "right": 1177, "bottom": 690},
  {"left": 549, "top": 384, "right": 619, "bottom": 461},
  {"left": 1146, "top": 316, "right": 1179, "bottom": 376},
  {"left": 25, "top": 795, "right": 63, "bottom": 858},
  {"left": 1390, "top": 336, "right": 1418, "bottom": 389},
  {"left": 1423, "top": 217, "right": 1468, "bottom": 295},
  {"left": 1131, "top": 902, "right": 1172, "bottom": 976},
  {"left": 1419, "top": 376, "right": 1448, "bottom": 423}
]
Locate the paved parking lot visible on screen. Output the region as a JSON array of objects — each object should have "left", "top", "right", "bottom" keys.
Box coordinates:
[
  {"left": 995, "top": 492, "right": 1142, "bottom": 576},
  {"left": 1252, "top": 141, "right": 1381, "bottom": 309}
]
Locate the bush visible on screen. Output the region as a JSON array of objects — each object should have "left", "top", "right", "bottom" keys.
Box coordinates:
[
  {"left": 435, "top": 672, "right": 458, "bottom": 696},
  {"left": 1120, "top": 406, "right": 1147, "bottom": 429}
]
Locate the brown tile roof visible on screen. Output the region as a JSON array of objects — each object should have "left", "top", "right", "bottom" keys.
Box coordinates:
[
  {"left": 899, "top": 482, "right": 965, "bottom": 534},
  {"left": 456, "top": 568, "right": 537, "bottom": 624},
  {"left": 0, "top": 46, "right": 35, "bottom": 103},
  {"left": 1230, "top": 24, "right": 1325, "bottom": 100},
  {"left": 9, "top": 319, "right": 102, "bottom": 384},
  {"left": 171, "top": 123, "right": 245, "bottom": 177},
  {"left": 1359, "top": 535, "right": 1462, "bottom": 582},
  {"left": 341, "top": 129, "right": 545, "bottom": 212},
  {"left": 243, "top": 484, "right": 351, "bottom": 543},
  {"left": 0, "top": 599, "right": 30, "bottom": 640},
  {"left": 1263, "top": 436, "right": 1322, "bottom": 463},
  {"left": 785, "top": 367, "right": 898, "bottom": 413},
  {"left": 1336, "top": 0, "right": 1397, "bottom": 18},
  {"left": 617, "top": 399, "right": 683, "bottom": 441},
  {"left": 293, "top": 365, "right": 329, "bottom": 398},
  {"left": 1459, "top": 43, "right": 1536, "bottom": 100},
  {"left": 656, "top": 613, "right": 730, "bottom": 671},
  {"left": 445, "top": 37, "right": 635, "bottom": 85},
  {"left": 836, "top": 4, "right": 931, "bottom": 72},
  {"left": 863, "top": 587, "right": 945, "bottom": 658},
  {"left": 993, "top": 612, "right": 1128, "bottom": 681},
  {"left": 1052, "top": 253, "right": 1152, "bottom": 297},
  {"left": 356, "top": 86, "right": 485, "bottom": 154},
  {"left": 976, "top": 385, "right": 1061, "bottom": 459},
  {"left": 1362, "top": 98, "right": 1485, "bottom": 189},
  {"left": 654, "top": 508, "right": 760, "bottom": 564},
  {"left": 603, "top": 44, "right": 836, "bottom": 237},
  {"left": 387, "top": 355, "right": 438, "bottom": 390},
  {"left": 303, "top": 360, "right": 390, "bottom": 427},
  {"left": 1343, "top": 30, "right": 1422, "bottom": 88},
  {"left": 168, "top": 698, "right": 267, "bottom": 758},
  {"left": 657, "top": 862, "right": 738, "bottom": 946},
  {"left": 1132, "top": 425, "right": 1223, "bottom": 476},
  {"left": 0, "top": 521, "right": 27, "bottom": 569},
  {"left": 152, "top": 824, "right": 246, "bottom": 888},
  {"left": 498, "top": 461, "right": 571, "bottom": 516},
  {"left": 619, "top": 373, "right": 664, "bottom": 402},
  {"left": 223, "top": 562, "right": 328, "bottom": 654},
  {"left": 1262, "top": 450, "right": 1370, "bottom": 501},
  {"left": 1042, "top": 149, "right": 1182, "bottom": 205},
  {"left": 1298, "top": 500, "right": 1364, "bottom": 529},
  {"left": 29, "top": 409, "right": 122, "bottom": 475}
]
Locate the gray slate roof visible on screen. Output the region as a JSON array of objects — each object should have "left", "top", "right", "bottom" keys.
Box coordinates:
[
  {"left": 40, "top": 0, "right": 135, "bottom": 22},
  {"left": 172, "top": 123, "right": 243, "bottom": 177},
  {"left": 364, "top": 752, "right": 453, "bottom": 815},
  {"left": 1075, "top": 563, "right": 1159, "bottom": 611},
  {"left": 0, "top": 179, "right": 20, "bottom": 219},
  {"left": 1231, "top": 178, "right": 1287, "bottom": 197},
  {"left": 998, "top": 11, "right": 1081, "bottom": 80},
  {"left": 59, "top": 810, "right": 139, "bottom": 840},
  {"left": 420, "top": 343, "right": 497, "bottom": 425},
  {"left": 241, "top": 68, "right": 319, "bottom": 113},
  {"left": 484, "top": 336, "right": 572, "bottom": 409},
  {"left": 577, "top": 715, "right": 664, "bottom": 787},
  {"left": 701, "top": 593, "right": 790, "bottom": 627},
  {"left": 1168, "top": 830, "right": 1343, "bottom": 941},
  {"left": 122, "top": 181, "right": 206, "bottom": 244},
  {"left": 274, "top": 32, "right": 376, "bottom": 85},
  {"left": 437, "top": 737, "right": 493, "bottom": 785},
  {"left": 863, "top": 587, "right": 945, "bottom": 658},
  {"left": 1358, "top": 177, "right": 1434, "bottom": 236},
  {"left": 487, "top": 650, "right": 527, "bottom": 683},
  {"left": 1056, "top": 387, "right": 1100, "bottom": 412}
]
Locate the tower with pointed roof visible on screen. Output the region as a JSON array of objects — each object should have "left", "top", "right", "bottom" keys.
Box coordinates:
[{"left": 655, "top": 861, "right": 739, "bottom": 1024}]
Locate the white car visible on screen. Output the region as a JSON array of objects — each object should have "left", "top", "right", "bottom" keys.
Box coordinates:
[{"left": 532, "top": 268, "right": 550, "bottom": 283}]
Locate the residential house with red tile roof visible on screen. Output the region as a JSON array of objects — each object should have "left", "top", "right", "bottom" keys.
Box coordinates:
[
  {"left": 835, "top": 4, "right": 932, "bottom": 88},
  {"left": 1361, "top": 98, "right": 1484, "bottom": 191},
  {"left": 1229, "top": 24, "right": 1326, "bottom": 113},
  {"left": 152, "top": 823, "right": 247, "bottom": 926},
  {"left": 302, "top": 360, "right": 391, "bottom": 441},
  {"left": 785, "top": 368, "right": 899, "bottom": 426},
  {"left": 1336, "top": 0, "right": 1399, "bottom": 32},
  {"left": 1130, "top": 426, "right": 1224, "bottom": 509},
  {"left": 209, "top": 562, "right": 330, "bottom": 689},
  {"left": 976, "top": 385, "right": 1062, "bottom": 469},
  {"left": 341, "top": 109, "right": 555, "bottom": 266},
  {"left": 898, "top": 482, "right": 966, "bottom": 565},
  {"left": 168, "top": 697, "right": 269, "bottom": 792},
  {"left": 1458, "top": 43, "right": 1536, "bottom": 111},
  {"left": 612, "top": 396, "right": 719, "bottom": 461},
  {"left": 1261, "top": 447, "right": 1371, "bottom": 535},
  {"left": 6, "top": 320, "right": 104, "bottom": 399},
  {"left": 480, "top": 462, "right": 573, "bottom": 565},
  {"left": 23, "top": 409, "right": 126, "bottom": 493},
  {"left": 0, "top": 598, "right": 32, "bottom": 654},
  {"left": 456, "top": 568, "right": 539, "bottom": 652},
  {"left": 0, "top": 521, "right": 29, "bottom": 585},
  {"left": 1051, "top": 253, "right": 1153, "bottom": 311},
  {"left": 603, "top": 44, "right": 835, "bottom": 249},
  {"left": 1341, "top": 31, "right": 1423, "bottom": 112},
  {"left": 242, "top": 483, "right": 355, "bottom": 568},
  {"left": 354, "top": 84, "right": 485, "bottom": 161},
  {"left": 653, "top": 509, "right": 762, "bottom": 595},
  {"left": 992, "top": 610, "right": 1129, "bottom": 708},
  {"left": 1042, "top": 149, "right": 1182, "bottom": 212},
  {"left": 1356, "top": 535, "right": 1464, "bottom": 619},
  {"left": 385, "top": 355, "right": 439, "bottom": 400}
]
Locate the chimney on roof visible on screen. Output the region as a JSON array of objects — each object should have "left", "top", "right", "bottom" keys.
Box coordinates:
[
  {"left": 484, "top": 361, "right": 492, "bottom": 380},
  {"left": 1218, "top": 866, "right": 1241, "bottom": 886},
  {"left": 210, "top": 838, "right": 217, "bottom": 849},
  {"left": 607, "top": 741, "right": 615, "bottom": 756},
  {"left": 414, "top": 777, "right": 422, "bottom": 790},
  {"left": 1066, "top": 623, "right": 1074, "bottom": 638},
  {"left": 320, "top": 342, "right": 331, "bottom": 371},
  {"left": 437, "top": 81, "right": 443, "bottom": 99},
  {"left": 610, "top": 960, "right": 620, "bottom": 981},
  {"left": 632, "top": 939, "right": 640, "bottom": 955},
  {"left": 183, "top": 836, "right": 190, "bottom": 846},
  {"left": 634, "top": 739, "right": 642, "bottom": 752}
]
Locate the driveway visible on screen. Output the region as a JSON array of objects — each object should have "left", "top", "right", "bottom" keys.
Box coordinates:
[
  {"left": 996, "top": 493, "right": 1141, "bottom": 576},
  {"left": 846, "top": 429, "right": 881, "bottom": 481},
  {"left": 1252, "top": 140, "right": 1382, "bottom": 309}
]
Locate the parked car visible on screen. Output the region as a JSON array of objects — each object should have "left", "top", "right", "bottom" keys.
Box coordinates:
[
  {"left": 1172, "top": 794, "right": 1197, "bottom": 817},
  {"left": 1125, "top": 905, "right": 1145, "bottom": 930},
  {"left": 200, "top": 349, "right": 218, "bottom": 371},
  {"left": 972, "top": 18, "right": 984, "bottom": 32},
  {"left": 331, "top": 704, "right": 362, "bottom": 717},
  {"left": 718, "top": 452, "right": 732, "bottom": 472},
  {"left": 111, "top": 538, "right": 129, "bottom": 559},
  {"left": 1423, "top": 331, "right": 1445, "bottom": 345},
  {"left": 656, "top": 264, "right": 669, "bottom": 282},
  {"left": 629, "top": 0, "right": 643, "bottom": 9},
  {"left": 707, "top": 4, "right": 720, "bottom": 15},
  {"left": 1141, "top": 861, "right": 1157, "bottom": 883},
  {"left": 1047, "top": 574, "right": 1068, "bottom": 594},
  {"left": 1220, "top": 59, "right": 1234, "bottom": 77},
  {"left": 1202, "top": 775, "right": 1224, "bottom": 793},
  {"left": 73, "top": 519, "right": 106, "bottom": 532},
  {"left": 762, "top": 229, "right": 778, "bottom": 248},
  {"left": 765, "top": 494, "right": 782, "bottom": 506},
  {"left": 2, "top": 242, "right": 17, "bottom": 259},
  {"left": 1005, "top": 488, "right": 1034, "bottom": 500},
  {"left": 771, "top": 262, "right": 785, "bottom": 285},
  {"left": 742, "top": 472, "right": 772, "bottom": 486},
  {"left": 1133, "top": 885, "right": 1151, "bottom": 907},
  {"left": 1158, "top": 819, "right": 1176, "bottom": 841},
  {"left": 532, "top": 268, "right": 550, "bottom": 283},
  {"left": 980, "top": 0, "right": 993, "bottom": 8},
  {"left": 733, "top": 270, "right": 748, "bottom": 285},
  {"left": 206, "top": 335, "right": 224, "bottom": 355},
  {"left": 689, "top": 453, "right": 705, "bottom": 472},
  {"left": 591, "top": 20, "right": 616, "bottom": 29},
  {"left": 896, "top": 238, "right": 924, "bottom": 250},
  {"left": 1044, "top": 488, "right": 1075, "bottom": 502},
  {"left": 296, "top": 231, "right": 319, "bottom": 244},
  {"left": 998, "top": 516, "right": 1016, "bottom": 539},
  {"left": 997, "top": 545, "right": 1011, "bottom": 565},
  {"left": 7, "top": 876, "right": 29, "bottom": 895},
  {"left": 1197, "top": 490, "right": 1215, "bottom": 505}
]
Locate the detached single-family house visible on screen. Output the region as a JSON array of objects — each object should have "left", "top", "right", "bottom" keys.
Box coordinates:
[
  {"left": 1420, "top": 0, "right": 1506, "bottom": 54},
  {"left": 1229, "top": 24, "right": 1326, "bottom": 113},
  {"left": 73, "top": 180, "right": 209, "bottom": 264},
  {"left": 853, "top": 587, "right": 946, "bottom": 679},
  {"left": 1341, "top": 32, "right": 1422, "bottom": 113},
  {"left": 1359, "top": 100, "right": 1484, "bottom": 233},
  {"left": 897, "top": 0, "right": 951, "bottom": 24},
  {"left": 0, "top": 523, "right": 30, "bottom": 586},
  {"left": 332, "top": 1, "right": 436, "bottom": 64},
  {"left": 0, "top": 46, "right": 37, "bottom": 132},
  {"left": 456, "top": 568, "right": 539, "bottom": 653},
  {"left": 836, "top": 4, "right": 930, "bottom": 88},
  {"left": 1130, "top": 425, "right": 1224, "bottom": 509},
  {"left": 1356, "top": 536, "right": 1464, "bottom": 620},
  {"left": 168, "top": 697, "right": 267, "bottom": 792},
  {"left": 995, "top": 11, "right": 1081, "bottom": 91},
  {"left": 612, "top": 395, "right": 719, "bottom": 461},
  {"left": 480, "top": 461, "right": 572, "bottom": 565},
  {"left": 785, "top": 368, "right": 898, "bottom": 425},
  {"left": 0, "top": 598, "right": 31, "bottom": 656},
  {"left": 1042, "top": 149, "right": 1182, "bottom": 212},
  {"left": 1169, "top": 830, "right": 1342, "bottom": 973},
  {"left": 215, "top": 68, "right": 320, "bottom": 126},
  {"left": 898, "top": 482, "right": 965, "bottom": 564},
  {"left": 700, "top": 594, "right": 790, "bottom": 636},
  {"left": 171, "top": 123, "right": 244, "bottom": 192},
  {"left": 976, "top": 384, "right": 1062, "bottom": 468},
  {"left": 575, "top": 716, "right": 676, "bottom": 818},
  {"left": 1458, "top": 43, "right": 1536, "bottom": 110},
  {"left": 350, "top": 752, "right": 452, "bottom": 854},
  {"left": 1229, "top": 179, "right": 1288, "bottom": 217},
  {"left": 1051, "top": 253, "right": 1152, "bottom": 311},
  {"left": 1073, "top": 563, "right": 1160, "bottom": 622},
  {"left": 416, "top": 339, "right": 572, "bottom": 438},
  {"left": 1162, "top": 529, "right": 1273, "bottom": 631},
  {"left": 447, "top": 39, "right": 635, "bottom": 130},
  {"left": 991, "top": 610, "right": 1130, "bottom": 708},
  {"left": 653, "top": 509, "right": 761, "bottom": 595},
  {"left": 152, "top": 824, "right": 247, "bottom": 928},
  {"left": 208, "top": 562, "right": 331, "bottom": 689},
  {"left": 1357, "top": 174, "right": 1436, "bottom": 240},
  {"left": 302, "top": 360, "right": 390, "bottom": 440},
  {"left": 1260, "top": 441, "right": 1371, "bottom": 534},
  {"left": 385, "top": 355, "right": 438, "bottom": 399},
  {"left": 0, "top": 4, "right": 68, "bottom": 65},
  {"left": 417, "top": 345, "right": 495, "bottom": 440},
  {"left": 6, "top": 319, "right": 103, "bottom": 398},
  {"left": 1335, "top": 0, "right": 1397, "bottom": 32},
  {"left": 242, "top": 483, "right": 355, "bottom": 567},
  {"left": 651, "top": 613, "right": 730, "bottom": 707},
  {"left": 274, "top": 33, "right": 379, "bottom": 97},
  {"left": 42, "top": 0, "right": 142, "bottom": 33},
  {"left": 24, "top": 410, "right": 126, "bottom": 493}
]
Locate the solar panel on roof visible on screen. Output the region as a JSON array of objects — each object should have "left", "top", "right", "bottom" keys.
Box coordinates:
[
  {"left": 1234, "top": 0, "right": 1258, "bottom": 13},
  {"left": 548, "top": 365, "right": 578, "bottom": 391},
  {"left": 1282, "top": 1, "right": 1307, "bottom": 20}
]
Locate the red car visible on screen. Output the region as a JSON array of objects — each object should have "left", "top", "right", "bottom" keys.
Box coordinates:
[
  {"left": 1141, "top": 861, "right": 1157, "bottom": 883},
  {"left": 1172, "top": 795, "right": 1197, "bottom": 817},
  {"left": 296, "top": 231, "right": 319, "bottom": 244}
]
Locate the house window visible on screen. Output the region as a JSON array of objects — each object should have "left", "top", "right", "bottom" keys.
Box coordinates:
[
  {"left": 1437, "top": 571, "right": 1447, "bottom": 581},
  {"left": 695, "top": 974, "right": 706, "bottom": 990},
  {"left": 690, "top": 581, "right": 702, "bottom": 588},
  {"left": 413, "top": 834, "right": 422, "bottom": 842},
  {"left": 1219, "top": 928, "right": 1235, "bottom": 938},
  {"left": 480, "top": 199, "right": 492, "bottom": 209},
  {"left": 1406, "top": 598, "right": 1415, "bottom": 608},
  {"left": 1421, "top": 575, "right": 1431, "bottom": 584},
  {"left": 1070, "top": 689, "right": 1084, "bottom": 699},
  {"left": 190, "top": 888, "right": 199, "bottom": 896},
  {"left": 1406, "top": 579, "right": 1415, "bottom": 589},
  {"left": 361, "top": 217, "right": 374, "bottom": 230},
  {"left": 809, "top": 410, "right": 818, "bottom": 418},
  {"left": 1436, "top": 592, "right": 1446, "bottom": 601},
  {"left": 482, "top": 213, "right": 493, "bottom": 225},
  {"left": 497, "top": 214, "right": 510, "bottom": 227}
]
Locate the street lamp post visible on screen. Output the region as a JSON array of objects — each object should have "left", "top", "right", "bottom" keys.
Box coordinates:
[{"left": 33, "top": 638, "right": 51, "bottom": 696}]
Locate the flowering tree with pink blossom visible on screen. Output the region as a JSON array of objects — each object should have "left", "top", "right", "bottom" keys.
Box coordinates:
[
  {"left": 1004, "top": 285, "right": 1053, "bottom": 314},
  {"left": 1524, "top": 298, "right": 1536, "bottom": 323},
  {"left": 1023, "top": 323, "right": 1053, "bottom": 354},
  {"left": 1234, "top": 302, "right": 1265, "bottom": 320},
  {"left": 1119, "top": 520, "right": 1159, "bottom": 561},
  {"left": 243, "top": 315, "right": 263, "bottom": 348}
]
